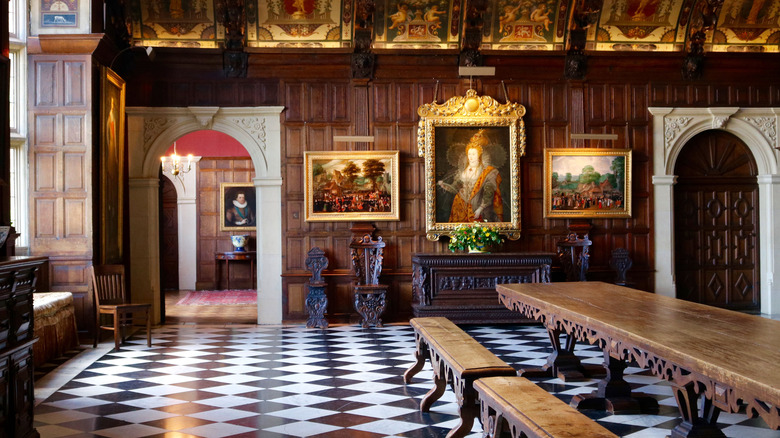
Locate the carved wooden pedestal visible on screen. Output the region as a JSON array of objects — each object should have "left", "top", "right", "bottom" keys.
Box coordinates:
[
  {"left": 411, "top": 253, "right": 554, "bottom": 324},
  {"left": 354, "top": 284, "right": 387, "bottom": 328},
  {"left": 304, "top": 247, "right": 329, "bottom": 329}
]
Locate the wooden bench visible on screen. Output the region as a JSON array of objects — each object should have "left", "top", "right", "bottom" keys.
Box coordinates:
[
  {"left": 475, "top": 376, "right": 619, "bottom": 438},
  {"left": 404, "top": 317, "right": 518, "bottom": 438}
]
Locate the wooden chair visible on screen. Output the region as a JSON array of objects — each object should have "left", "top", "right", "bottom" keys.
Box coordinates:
[{"left": 89, "top": 265, "right": 151, "bottom": 350}]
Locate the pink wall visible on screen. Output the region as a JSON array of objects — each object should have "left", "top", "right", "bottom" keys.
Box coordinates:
[{"left": 163, "top": 130, "right": 249, "bottom": 157}]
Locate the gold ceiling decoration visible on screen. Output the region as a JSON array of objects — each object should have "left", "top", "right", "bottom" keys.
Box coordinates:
[{"left": 127, "top": 0, "right": 779, "bottom": 52}]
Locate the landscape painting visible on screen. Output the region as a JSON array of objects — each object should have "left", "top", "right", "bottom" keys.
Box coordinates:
[
  {"left": 304, "top": 151, "right": 400, "bottom": 222},
  {"left": 544, "top": 148, "right": 632, "bottom": 218}
]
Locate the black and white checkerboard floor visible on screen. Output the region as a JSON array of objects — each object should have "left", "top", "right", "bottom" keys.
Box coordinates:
[{"left": 34, "top": 324, "right": 780, "bottom": 437}]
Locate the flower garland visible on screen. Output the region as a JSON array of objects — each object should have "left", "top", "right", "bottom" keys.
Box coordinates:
[{"left": 447, "top": 221, "right": 503, "bottom": 252}]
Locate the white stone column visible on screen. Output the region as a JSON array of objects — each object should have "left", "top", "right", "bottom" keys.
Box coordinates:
[
  {"left": 652, "top": 175, "right": 677, "bottom": 298},
  {"left": 161, "top": 157, "right": 201, "bottom": 291},
  {"left": 758, "top": 174, "right": 780, "bottom": 315},
  {"left": 256, "top": 176, "right": 283, "bottom": 324}
]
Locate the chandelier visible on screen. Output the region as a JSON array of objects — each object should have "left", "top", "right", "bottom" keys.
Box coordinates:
[{"left": 160, "top": 142, "right": 193, "bottom": 176}]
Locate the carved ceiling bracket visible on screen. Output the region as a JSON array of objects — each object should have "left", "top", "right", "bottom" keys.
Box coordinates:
[
  {"left": 565, "top": 0, "right": 602, "bottom": 80},
  {"left": 352, "top": 0, "right": 376, "bottom": 80},
  {"left": 682, "top": 0, "right": 724, "bottom": 81},
  {"left": 216, "top": 0, "right": 248, "bottom": 78},
  {"left": 460, "top": 0, "right": 488, "bottom": 67}
]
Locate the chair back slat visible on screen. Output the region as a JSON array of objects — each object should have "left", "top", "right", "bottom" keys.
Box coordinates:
[{"left": 90, "top": 265, "right": 128, "bottom": 306}]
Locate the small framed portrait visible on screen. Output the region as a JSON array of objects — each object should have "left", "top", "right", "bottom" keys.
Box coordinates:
[
  {"left": 417, "top": 89, "right": 527, "bottom": 241},
  {"left": 304, "top": 150, "right": 400, "bottom": 222},
  {"left": 544, "top": 148, "right": 632, "bottom": 218},
  {"left": 220, "top": 183, "right": 257, "bottom": 231}
]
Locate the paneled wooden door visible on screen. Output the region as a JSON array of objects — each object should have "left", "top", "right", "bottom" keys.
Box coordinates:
[
  {"left": 673, "top": 130, "right": 759, "bottom": 310},
  {"left": 160, "top": 177, "right": 179, "bottom": 292}
]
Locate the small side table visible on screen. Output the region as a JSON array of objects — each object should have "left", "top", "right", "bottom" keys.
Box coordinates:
[{"left": 215, "top": 251, "right": 256, "bottom": 290}]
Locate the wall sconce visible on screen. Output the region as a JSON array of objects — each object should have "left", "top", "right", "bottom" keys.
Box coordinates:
[{"left": 161, "top": 142, "right": 193, "bottom": 177}]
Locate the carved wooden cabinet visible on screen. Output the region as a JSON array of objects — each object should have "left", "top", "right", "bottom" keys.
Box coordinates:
[
  {"left": 0, "top": 256, "right": 46, "bottom": 438},
  {"left": 411, "top": 253, "right": 554, "bottom": 324}
]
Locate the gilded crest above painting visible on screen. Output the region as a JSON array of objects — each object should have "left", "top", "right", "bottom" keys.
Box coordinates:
[{"left": 119, "top": 0, "right": 779, "bottom": 52}]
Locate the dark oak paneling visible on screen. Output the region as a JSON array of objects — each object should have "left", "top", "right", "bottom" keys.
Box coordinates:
[{"left": 122, "top": 51, "right": 780, "bottom": 322}]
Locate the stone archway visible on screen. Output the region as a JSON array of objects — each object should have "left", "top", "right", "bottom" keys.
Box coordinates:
[
  {"left": 649, "top": 107, "right": 780, "bottom": 314},
  {"left": 126, "top": 106, "right": 285, "bottom": 324}
]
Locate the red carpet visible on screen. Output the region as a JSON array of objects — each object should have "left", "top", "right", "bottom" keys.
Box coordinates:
[{"left": 176, "top": 290, "right": 257, "bottom": 306}]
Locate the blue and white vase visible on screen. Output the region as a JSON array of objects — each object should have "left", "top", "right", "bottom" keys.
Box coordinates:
[{"left": 231, "top": 234, "right": 249, "bottom": 252}]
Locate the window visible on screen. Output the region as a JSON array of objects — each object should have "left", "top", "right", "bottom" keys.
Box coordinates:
[{"left": 8, "top": 0, "right": 27, "bottom": 249}]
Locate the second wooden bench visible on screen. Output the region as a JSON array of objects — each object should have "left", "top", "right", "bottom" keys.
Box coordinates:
[
  {"left": 475, "top": 375, "right": 619, "bottom": 438},
  {"left": 404, "top": 317, "right": 518, "bottom": 438}
]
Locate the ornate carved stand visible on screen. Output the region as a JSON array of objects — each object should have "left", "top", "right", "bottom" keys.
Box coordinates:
[
  {"left": 304, "top": 247, "right": 329, "bottom": 329},
  {"left": 609, "top": 247, "right": 632, "bottom": 286},
  {"left": 350, "top": 233, "right": 388, "bottom": 328},
  {"left": 557, "top": 233, "right": 592, "bottom": 282}
]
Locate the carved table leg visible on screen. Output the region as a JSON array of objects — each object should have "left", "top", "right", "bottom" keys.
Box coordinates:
[
  {"left": 669, "top": 382, "right": 726, "bottom": 438},
  {"left": 519, "top": 328, "right": 605, "bottom": 382},
  {"left": 305, "top": 283, "right": 328, "bottom": 329},
  {"left": 403, "top": 334, "right": 429, "bottom": 383},
  {"left": 571, "top": 351, "right": 659, "bottom": 414}
]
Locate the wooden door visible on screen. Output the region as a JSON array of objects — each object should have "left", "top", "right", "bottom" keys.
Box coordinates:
[
  {"left": 160, "top": 178, "right": 179, "bottom": 291},
  {"left": 673, "top": 130, "right": 759, "bottom": 310}
]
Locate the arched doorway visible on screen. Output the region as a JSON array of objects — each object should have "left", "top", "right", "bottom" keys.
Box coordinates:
[
  {"left": 649, "top": 107, "right": 780, "bottom": 315},
  {"left": 126, "top": 106, "right": 285, "bottom": 324},
  {"left": 673, "top": 130, "right": 759, "bottom": 310}
]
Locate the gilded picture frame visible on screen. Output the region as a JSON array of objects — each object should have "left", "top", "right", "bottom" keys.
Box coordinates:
[
  {"left": 220, "top": 183, "right": 257, "bottom": 231},
  {"left": 544, "top": 148, "right": 632, "bottom": 218},
  {"left": 100, "top": 67, "right": 125, "bottom": 264},
  {"left": 304, "top": 151, "right": 400, "bottom": 222},
  {"left": 417, "top": 89, "right": 526, "bottom": 241}
]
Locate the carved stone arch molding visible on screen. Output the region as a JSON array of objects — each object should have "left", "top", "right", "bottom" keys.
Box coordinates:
[
  {"left": 126, "top": 106, "right": 285, "bottom": 324},
  {"left": 649, "top": 107, "right": 780, "bottom": 315}
]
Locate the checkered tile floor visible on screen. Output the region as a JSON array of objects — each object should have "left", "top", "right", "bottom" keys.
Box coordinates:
[{"left": 34, "top": 324, "right": 780, "bottom": 438}]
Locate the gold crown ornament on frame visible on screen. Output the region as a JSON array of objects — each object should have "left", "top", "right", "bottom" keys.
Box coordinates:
[{"left": 417, "top": 89, "right": 527, "bottom": 241}]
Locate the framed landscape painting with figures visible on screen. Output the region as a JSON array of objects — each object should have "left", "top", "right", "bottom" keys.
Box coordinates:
[
  {"left": 220, "top": 183, "right": 257, "bottom": 231},
  {"left": 417, "top": 89, "right": 526, "bottom": 241},
  {"left": 304, "top": 151, "right": 400, "bottom": 222},
  {"left": 544, "top": 148, "right": 632, "bottom": 218}
]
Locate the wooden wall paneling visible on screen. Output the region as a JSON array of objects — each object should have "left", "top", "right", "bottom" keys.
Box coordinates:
[
  {"left": 690, "top": 85, "right": 709, "bottom": 106},
  {"left": 332, "top": 83, "right": 351, "bottom": 122},
  {"left": 393, "top": 235, "right": 415, "bottom": 270},
  {"left": 372, "top": 83, "right": 394, "bottom": 123},
  {"left": 47, "top": 256, "right": 91, "bottom": 334},
  {"left": 284, "top": 126, "right": 304, "bottom": 157},
  {"left": 395, "top": 83, "right": 418, "bottom": 123},
  {"left": 372, "top": 126, "right": 393, "bottom": 150},
  {"left": 588, "top": 84, "right": 606, "bottom": 124},
  {"left": 283, "top": 82, "right": 305, "bottom": 122},
  {"left": 285, "top": 163, "right": 303, "bottom": 198},
  {"left": 330, "top": 235, "right": 353, "bottom": 270},
  {"left": 308, "top": 82, "right": 330, "bottom": 123},
  {"left": 712, "top": 84, "right": 731, "bottom": 105},
  {"left": 287, "top": 282, "right": 306, "bottom": 316},
  {"left": 285, "top": 200, "right": 304, "bottom": 232},
  {"left": 609, "top": 84, "right": 627, "bottom": 124},
  {"left": 286, "top": 238, "right": 305, "bottom": 271},
  {"left": 306, "top": 125, "right": 330, "bottom": 151},
  {"left": 547, "top": 125, "right": 569, "bottom": 149},
  {"left": 525, "top": 83, "right": 546, "bottom": 121},
  {"left": 671, "top": 85, "right": 689, "bottom": 105},
  {"left": 631, "top": 85, "right": 648, "bottom": 122},
  {"left": 732, "top": 85, "right": 752, "bottom": 107},
  {"left": 649, "top": 84, "right": 668, "bottom": 106}
]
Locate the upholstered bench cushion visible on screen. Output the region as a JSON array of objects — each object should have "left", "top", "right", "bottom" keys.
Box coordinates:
[{"left": 33, "top": 292, "right": 79, "bottom": 368}]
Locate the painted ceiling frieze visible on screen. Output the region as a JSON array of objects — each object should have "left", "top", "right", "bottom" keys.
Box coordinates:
[
  {"left": 373, "top": 0, "right": 461, "bottom": 48},
  {"left": 124, "top": 0, "right": 780, "bottom": 52},
  {"left": 131, "top": 0, "right": 220, "bottom": 48},
  {"left": 480, "top": 0, "right": 567, "bottom": 50},
  {"left": 711, "top": 0, "right": 780, "bottom": 52},
  {"left": 249, "top": 0, "right": 350, "bottom": 48}
]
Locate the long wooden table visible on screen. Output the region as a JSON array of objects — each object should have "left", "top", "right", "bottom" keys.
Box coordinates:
[{"left": 496, "top": 281, "right": 780, "bottom": 438}]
